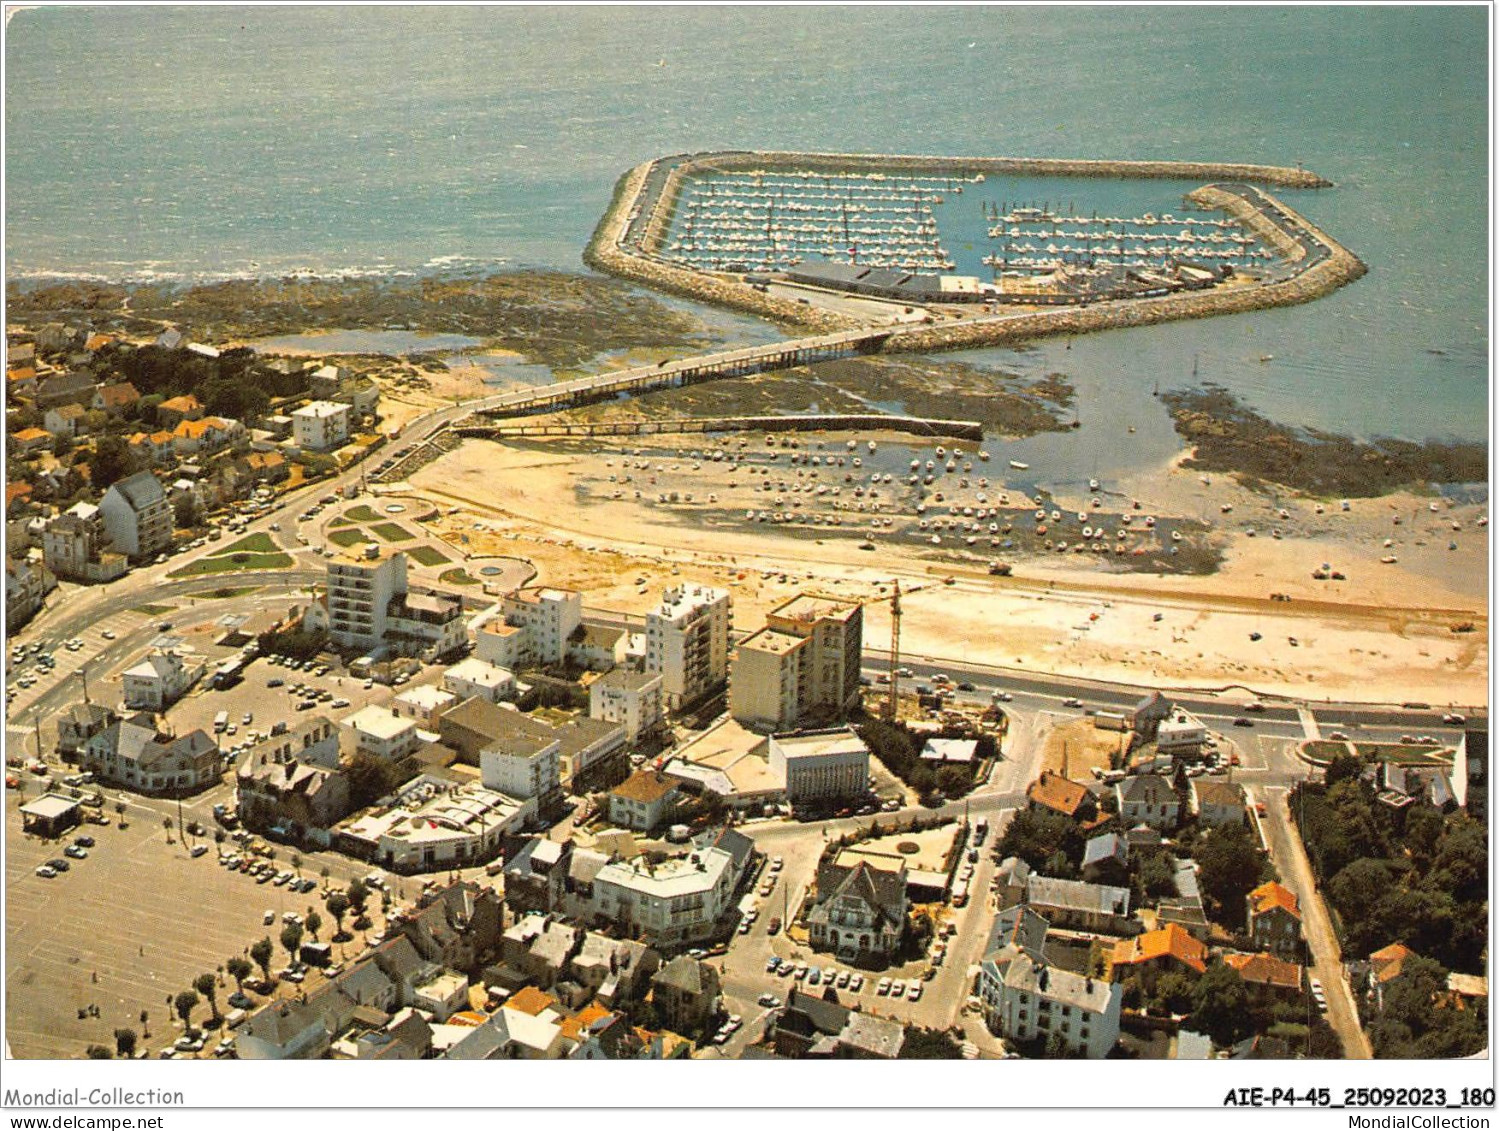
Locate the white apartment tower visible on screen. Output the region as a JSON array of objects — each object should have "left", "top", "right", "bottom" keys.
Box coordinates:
[
  {"left": 501, "top": 587, "right": 582, "bottom": 667},
  {"left": 646, "top": 584, "right": 731, "bottom": 711},
  {"left": 326, "top": 547, "right": 408, "bottom": 652}
]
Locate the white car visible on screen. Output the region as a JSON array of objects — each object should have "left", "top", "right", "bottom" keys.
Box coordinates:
[{"left": 891, "top": 980, "right": 906, "bottom": 998}]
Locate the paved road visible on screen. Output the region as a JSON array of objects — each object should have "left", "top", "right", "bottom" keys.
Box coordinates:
[{"left": 1259, "top": 784, "right": 1373, "bottom": 1059}]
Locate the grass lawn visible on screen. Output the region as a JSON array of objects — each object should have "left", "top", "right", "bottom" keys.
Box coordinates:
[
  {"left": 209, "top": 532, "right": 279, "bottom": 556},
  {"left": 328, "top": 527, "right": 370, "bottom": 548},
  {"left": 370, "top": 522, "right": 414, "bottom": 542},
  {"left": 168, "top": 550, "right": 294, "bottom": 578},
  {"left": 1303, "top": 739, "right": 1450, "bottom": 765},
  {"left": 1355, "top": 742, "right": 1451, "bottom": 765},
  {"left": 406, "top": 544, "right": 451, "bottom": 567},
  {"left": 204, "top": 586, "right": 263, "bottom": 600},
  {"left": 130, "top": 603, "right": 177, "bottom": 616},
  {"left": 439, "top": 567, "right": 480, "bottom": 586},
  {"left": 342, "top": 505, "right": 382, "bottom": 523}
]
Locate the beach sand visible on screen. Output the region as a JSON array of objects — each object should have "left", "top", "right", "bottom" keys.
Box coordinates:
[{"left": 404, "top": 436, "right": 1488, "bottom": 708}]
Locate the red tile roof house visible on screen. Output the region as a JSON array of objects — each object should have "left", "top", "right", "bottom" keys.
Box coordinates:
[
  {"left": 12, "top": 427, "right": 54, "bottom": 456},
  {"left": 91, "top": 381, "right": 141, "bottom": 416},
  {"left": 1246, "top": 881, "right": 1302, "bottom": 959}
]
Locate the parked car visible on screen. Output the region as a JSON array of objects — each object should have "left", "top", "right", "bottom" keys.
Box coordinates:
[{"left": 64, "top": 844, "right": 88, "bottom": 859}]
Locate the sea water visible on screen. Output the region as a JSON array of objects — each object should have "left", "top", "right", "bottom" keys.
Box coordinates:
[{"left": 4, "top": 5, "right": 1487, "bottom": 447}]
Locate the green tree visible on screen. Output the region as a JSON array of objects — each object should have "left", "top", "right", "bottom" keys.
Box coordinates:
[
  {"left": 1187, "top": 962, "right": 1254, "bottom": 1047},
  {"left": 85, "top": 1044, "right": 112, "bottom": 1060},
  {"left": 193, "top": 973, "right": 219, "bottom": 1020},
  {"left": 87, "top": 434, "right": 136, "bottom": 491},
  {"left": 996, "top": 808, "right": 1085, "bottom": 873},
  {"left": 347, "top": 878, "right": 370, "bottom": 916},
  {"left": 897, "top": 1026, "right": 964, "bottom": 1059},
  {"left": 1151, "top": 970, "right": 1196, "bottom": 1016},
  {"left": 305, "top": 910, "right": 323, "bottom": 942},
  {"left": 290, "top": 853, "right": 303, "bottom": 876},
  {"left": 226, "top": 957, "right": 252, "bottom": 989},
  {"left": 173, "top": 989, "right": 199, "bottom": 1031},
  {"left": 1426, "top": 816, "right": 1487, "bottom": 904},
  {"left": 1195, "top": 821, "right": 1268, "bottom": 930},
  {"left": 113, "top": 1028, "right": 137, "bottom": 1058},
  {"left": 326, "top": 891, "right": 351, "bottom": 939},
  {"left": 1369, "top": 955, "right": 1488, "bottom": 1059},
  {"left": 280, "top": 923, "right": 304, "bottom": 964},
  {"left": 1324, "top": 751, "right": 1366, "bottom": 788},
  {"left": 1328, "top": 857, "right": 1401, "bottom": 932},
  {"left": 250, "top": 937, "right": 274, "bottom": 982}
]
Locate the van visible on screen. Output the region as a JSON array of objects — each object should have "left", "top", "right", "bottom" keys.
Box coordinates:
[
  {"left": 225, "top": 1009, "right": 248, "bottom": 1030},
  {"left": 214, "top": 711, "right": 229, "bottom": 733}
]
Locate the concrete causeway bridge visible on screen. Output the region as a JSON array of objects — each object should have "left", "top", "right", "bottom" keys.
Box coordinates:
[{"left": 470, "top": 327, "right": 893, "bottom": 420}]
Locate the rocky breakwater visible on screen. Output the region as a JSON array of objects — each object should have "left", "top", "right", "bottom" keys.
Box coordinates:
[
  {"left": 584, "top": 161, "right": 859, "bottom": 334},
  {"left": 883, "top": 187, "right": 1366, "bottom": 356},
  {"left": 700, "top": 150, "right": 1333, "bottom": 190}
]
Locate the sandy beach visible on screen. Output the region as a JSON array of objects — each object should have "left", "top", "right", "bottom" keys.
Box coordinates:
[{"left": 403, "top": 435, "right": 1487, "bottom": 708}]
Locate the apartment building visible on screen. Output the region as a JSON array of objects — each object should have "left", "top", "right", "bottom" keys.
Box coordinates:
[{"left": 645, "top": 584, "right": 731, "bottom": 711}]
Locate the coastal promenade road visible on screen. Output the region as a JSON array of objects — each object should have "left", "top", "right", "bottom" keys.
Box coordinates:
[{"left": 1259, "top": 785, "right": 1373, "bottom": 1060}]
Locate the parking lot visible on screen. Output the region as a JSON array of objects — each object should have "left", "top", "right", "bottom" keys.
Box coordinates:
[{"left": 4, "top": 787, "right": 395, "bottom": 1059}]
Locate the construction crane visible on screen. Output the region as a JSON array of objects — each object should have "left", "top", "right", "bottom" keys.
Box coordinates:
[{"left": 800, "top": 580, "right": 912, "bottom": 721}]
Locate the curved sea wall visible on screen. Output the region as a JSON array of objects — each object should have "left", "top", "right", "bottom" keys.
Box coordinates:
[
  {"left": 884, "top": 202, "right": 1366, "bottom": 355},
  {"left": 586, "top": 151, "right": 1363, "bottom": 357},
  {"left": 584, "top": 162, "right": 859, "bottom": 333}
]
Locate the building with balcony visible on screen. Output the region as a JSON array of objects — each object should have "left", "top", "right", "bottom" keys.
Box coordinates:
[
  {"left": 41, "top": 502, "right": 127, "bottom": 583},
  {"left": 500, "top": 587, "right": 581, "bottom": 667},
  {"left": 291, "top": 400, "right": 352, "bottom": 451},
  {"left": 730, "top": 594, "right": 863, "bottom": 731},
  {"left": 99, "top": 471, "right": 172, "bottom": 560},
  {"left": 646, "top": 584, "right": 731, "bottom": 711},
  {"left": 588, "top": 669, "right": 663, "bottom": 744}
]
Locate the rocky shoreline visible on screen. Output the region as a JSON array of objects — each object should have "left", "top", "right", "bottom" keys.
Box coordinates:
[
  {"left": 6, "top": 270, "right": 714, "bottom": 371},
  {"left": 1162, "top": 386, "right": 1487, "bottom": 498}
]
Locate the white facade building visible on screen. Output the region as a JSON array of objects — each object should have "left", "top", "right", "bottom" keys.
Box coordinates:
[
  {"left": 588, "top": 669, "right": 663, "bottom": 744},
  {"left": 341, "top": 705, "right": 420, "bottom": 762},
  {"left": 767, "top": 727, "right": 870, "bottom": 805},
  {"left": 99, "top": 471, "right": 173, "bottom": 560},
  {"left": 501, "top": 587, "right": 581, "bottom": 667},
  {"left": 475, "top": 620, "right": 527, "bottom": 669},
  {"left": 442, "top": 656, "right": 516, "bottom": 705},
  {"left": 978, "top": 944, "right": 1122, "bottom": 1059},
  {"left": 591, "top": 844, "right": 738, "bottom": 946},
  {"left": 479, "top": 736, "right": 561, "bottom": 801},
  {"left": 391, "top": 685, "right": 458, "bottom": 727},
  {"left": 1156, "top": 709, "right": 1209, "bottom": 754},
  {"left": 730, "top": 594, "right": 863, "bottom": 731},
  {"left": 122, "top": 650, "right": 199, "bottom": 711},
  {"left": 291, "top": 400, "right": 352, "bottom": 451},
  {"left": 645, "top": 584, "right": 731, "bottom": 711},
  {"left": 327, "top": 548, "right": 407, "bottom": 653}
]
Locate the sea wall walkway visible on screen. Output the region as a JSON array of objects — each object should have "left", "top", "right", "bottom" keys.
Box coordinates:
[{"left": 457, "top": 412, "right": 983, "bottom": 442}]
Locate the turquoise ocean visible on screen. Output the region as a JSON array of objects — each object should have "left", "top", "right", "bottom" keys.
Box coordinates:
[{"left": 4, "top": 5, "right": 1489, "bottom": 458}]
